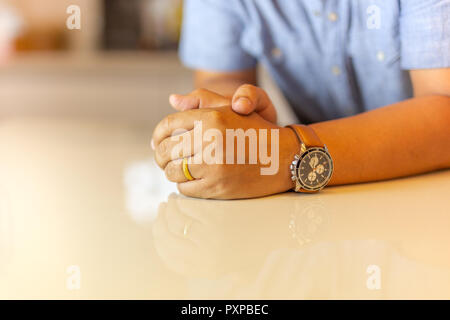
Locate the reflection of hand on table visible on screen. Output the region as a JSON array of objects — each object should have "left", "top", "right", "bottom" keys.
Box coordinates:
[{"left": 152, "top": 193, "right": 294, "bottom": 278}]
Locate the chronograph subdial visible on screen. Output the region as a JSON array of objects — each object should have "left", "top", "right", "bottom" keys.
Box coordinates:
[
  {"left": 309, "top": 156, "right": 319, "bottom": 169},
  {"left": 315, "top": 164, "right": 325, "bottom": 175},
  {"left": 307, "top": 171, "right": 317, "bottom": 182}
]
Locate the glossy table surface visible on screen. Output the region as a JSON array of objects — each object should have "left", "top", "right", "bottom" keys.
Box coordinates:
[{"left": 1, "top": 116, "right": 449, "bottom": 299}]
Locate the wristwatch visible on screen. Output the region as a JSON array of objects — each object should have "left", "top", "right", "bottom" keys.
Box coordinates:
[{"left": 287, "top": 125, "right": 334, "bottom": 193}]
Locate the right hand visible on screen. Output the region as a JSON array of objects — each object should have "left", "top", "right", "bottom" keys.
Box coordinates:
[{"left": 169, "top": 84, "right": 278, "bottom": 124}]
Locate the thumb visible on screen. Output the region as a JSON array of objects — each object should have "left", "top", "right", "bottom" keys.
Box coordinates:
[
  {"left": 169, "top": 94, "right": 200, "bottom": 111},
  {"left": 232, "top": 85, "right": 277, "bottom": 123}
]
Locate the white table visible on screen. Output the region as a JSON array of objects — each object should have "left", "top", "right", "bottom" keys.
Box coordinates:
[{"left": 1, "top": 116, "right": 449, "bottom": 299}]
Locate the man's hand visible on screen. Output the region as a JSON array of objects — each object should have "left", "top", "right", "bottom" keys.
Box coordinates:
[
  {"left": 152, "top": 106, "right": 297, "bottom": 199},
  {"left": 169, "top": 85, "right": 278, "bottom": 124}
]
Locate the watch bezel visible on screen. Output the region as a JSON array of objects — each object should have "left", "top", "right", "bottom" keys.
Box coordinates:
[{"left": 291, "top": 147, "right": 334, "bottom": 192}]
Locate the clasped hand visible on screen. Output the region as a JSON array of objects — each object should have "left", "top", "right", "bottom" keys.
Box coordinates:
[{"left": 151, "top": 85, "right": 298, "bottom": 199}]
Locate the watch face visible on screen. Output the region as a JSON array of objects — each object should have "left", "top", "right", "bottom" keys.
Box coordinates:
[{"left": 296, "top": 148, "right": 333, "bottom": 191}]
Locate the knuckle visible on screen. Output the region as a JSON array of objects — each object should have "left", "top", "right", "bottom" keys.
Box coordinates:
[
  {"left": 259, "top": 87, "right": 270, "bottom": 99},
  {"left": 157, "top": 139, "right": 168, "bottom": 157},
  {"left": 207, "top": 109, "right": 224, "bottom": 124},
  {"left": 240, "top": 83, "right": 256, "bottom": 91},
  {"left": 152, "top": 120, "right": 165, "bottom": 144},
  {"left": 154, "top": 152, "right": 164, "bottom": 168},
  {"left": 165, "top": 162, "right": 177, "bottom": 181},
  {"left": 164, "top": 114, "right": 174, "bottom": 130}
]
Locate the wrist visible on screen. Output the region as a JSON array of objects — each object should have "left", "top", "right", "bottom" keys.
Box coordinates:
[
  {"left": 285, "top": 124, "right": 334, "bottom": 192},
  {"left": 277, "top": 127, "right": 302, "bottom": 192}
]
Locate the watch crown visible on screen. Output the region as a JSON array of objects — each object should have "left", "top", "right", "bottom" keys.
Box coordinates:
[{"left": 291, "top": 175, "right": 297, "bottom": 181}]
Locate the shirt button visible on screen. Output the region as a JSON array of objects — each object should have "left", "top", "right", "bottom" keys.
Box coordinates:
[
  {"left": 331, "top": 66, "right": 341, "bottom": 76},
  {"left": 271, "top": 47, "right": 283, "bottom": 59},
  {"left": 313, "top": 10, "right": 321, "bottom": 17},
  {"left": 328, "top": 12, "right": 338, "bottom": 22},
  {"left": 377, "top": 51, "right": 385, "bottom": 62}
]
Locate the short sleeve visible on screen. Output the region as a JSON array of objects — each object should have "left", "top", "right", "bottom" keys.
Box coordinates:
[
  {"left": 179, "top": 0, "right": 257, "bottom": 71},
  {"left": 400, "top": 0, "right": 450, "bottom": 69}
]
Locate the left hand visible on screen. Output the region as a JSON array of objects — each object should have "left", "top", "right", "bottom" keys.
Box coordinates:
[{"left": 152, "top": 106, "right": 298, "bottom": 199}]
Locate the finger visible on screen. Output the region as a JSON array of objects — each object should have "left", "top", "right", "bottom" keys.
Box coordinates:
[
  {"left": 173, "top": 197, "right": 210, "bottom": 224},
  {"left": 232, "top": 84, "right": 277, "bottom": 123},
  {"left": 175, "top": 195, "right": 222, "bottom": 222},
  {"left": 153, "top": 204, "right": 194, "bottom": 247},
  {"left": 170, "top": 89, "right": 230, "bottom": 110},
  {"left": 152, "top": 109, "right": 209, "bottom": 149},
  {"left": 169, "top": 94, "right": 200, "bottom": 111},
  {"left": 167, "top": 193, "right": 211, "bottom": 225},
  {"left": 152, "top": 208, "right": 197, "bottom": 273},
  {"left": 195, "top": 91, "right": 230, "bottom": 109},
  {"left": 190, "top": 88, "right": 230, "bottom": 108},
  {"left": 155, "top": 130, "right": 195, "bottom": 169},
  {"left": 156, "top": 130, "right": 215, "bottom": 169},
  {"left": 164, "top": 158, "right": 203, "bottom": 183},
  {"left": 164, "top": 200, "right": 201, "bottom": 244},
  {"left": 177, "top": 178, "right": 212, "bottom": 199}
]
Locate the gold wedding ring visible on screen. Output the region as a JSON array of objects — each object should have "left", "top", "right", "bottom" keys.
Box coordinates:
[
  {"left": 183, "top": 222, "right": 192, "bottom": 237},
  {"left": 182, "top": 158, "right": 195, "bottom": 181}
]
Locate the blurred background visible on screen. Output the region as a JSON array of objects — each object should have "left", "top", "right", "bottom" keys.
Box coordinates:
[
  {"left": 0, "top": 0, "right": 192, "bottom": 128},
  {"left": 0, "top": 2, "right": 191, "bottom": 294},
  {"left": 0, "top": 0, "right": 293, "bottom": 127}
]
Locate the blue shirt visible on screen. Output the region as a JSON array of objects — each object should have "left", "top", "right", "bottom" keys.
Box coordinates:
[{"left": 179, "top": 0, "right": 450, "bottom": 123}]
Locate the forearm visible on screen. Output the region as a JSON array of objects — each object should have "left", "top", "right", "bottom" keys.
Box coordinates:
[{"left": 310, "top": 95, "right": 450, "bottom": 185}]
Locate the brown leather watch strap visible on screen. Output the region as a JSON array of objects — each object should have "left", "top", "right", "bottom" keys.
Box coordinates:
[{"left": 287, "top": 124, "right": 324, "bottom": 148}]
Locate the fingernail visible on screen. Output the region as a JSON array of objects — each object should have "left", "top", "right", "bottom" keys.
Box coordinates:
[
  {"left": 151, "top": 139, "right": 155, "bottom": 150},
  {"left": 169, "top": 94, "right": 179, "bottom": 105},
  {"left": 234, "top": 97, "right": 252, "bottom": 112}
]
